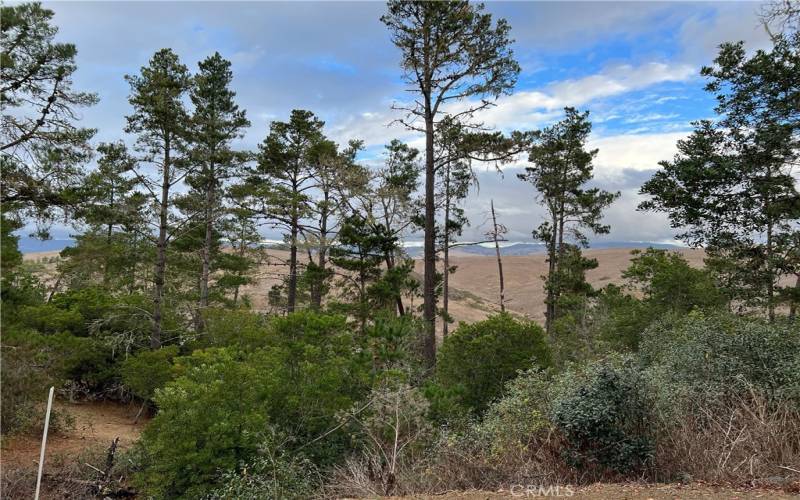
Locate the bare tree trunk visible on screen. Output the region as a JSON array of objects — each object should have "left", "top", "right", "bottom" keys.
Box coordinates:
[
  {"left": 151, "top": 138, "right": 170, "bottom": 349},
  {"left": 790, "top": 273, "right": 799, "bottom": 321},
  {"left": 442, "top": 166, "right": 451, "bottom": 338},
  {"left": 287, "top": 216, "right": 298, "bottom": 314},
  {"left": 422, "top": 113, "right": 437, "bottom": 368},
  {"left": 490, "top": 200, "right": 505, "bottom": 313},
  {"left": 544, "top": 211, "right": 558, "bottom": 337},
  {"left": 198, "top": 164, "right": 215, "bottom": 331},
  {"left": 311, "top": 192, "right": 329, "bottom": 310}
]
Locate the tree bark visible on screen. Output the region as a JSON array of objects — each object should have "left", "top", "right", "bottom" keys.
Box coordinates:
[
  {"left": 491, "top": 200, "right": 505, "bottom": 313},
  {"left": 287, "top": 215, "right": 298, "bottom": 314},
  {"left": 383, "top": 250, "right": 406, "bottom": 316},
  {"left": 422, "top": 112, "right": 437, "bottom": 368},
  {"left": 151, "top": 136, "right": 170, "bottom": 349},
  {"left": 544, "top": 210, "right": 558, "bottom": 337},
  {"left": 442, "top": 164, "right": 451, "bottom": 338},
  {"left": 198, "top": 163, "right": 215, "bottom": 331},
  {"left": 311, "top": 190, "right": 329, "bottom": 310}
]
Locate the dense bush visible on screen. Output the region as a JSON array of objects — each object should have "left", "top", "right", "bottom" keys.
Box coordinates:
[
  {"left": 206, "top": 429, "right": 320, "bottom": 499},
  {"left": 120, "top": 345, "right": 179, "bottom": 404},
  {"left": 623, "top": 249, "right": 725, "bottom": 313},
  {"left": 136, "top": 312, "right": 371, "bottom": 497},
  {"left": 432, "top": 314, "right": 551, "bottom": 416},
  {"left": 259, "top": 311, "right": 372, "bottom": 461},
  {"left": 551, "top": 355, "right": 654, "bottom": 475},
  {"left": 478, "top": 368, "right": 552, "bottom": 456},
  {"left": 191, "top": 308, "right": 270, "bottom": 349},
  {"left": 136, "top": 348, "right": 270, "bottom": 499},
  {"left": 1, "top": 327, "right": 117, "bottom": 433},
  {"left": 640, "top": 312, "right": 800, "bottom": 404}
]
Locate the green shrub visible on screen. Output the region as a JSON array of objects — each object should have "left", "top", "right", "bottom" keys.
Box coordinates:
[
  {"left": 137, "top": 312, "right": 371, "bottom": 497},
  {"left": 623, "top": 248, "right": 725, "bottom": 313},
  {"left": 17, "top": 303, "right": 84, "bottom": 335},
  {"left": 258, "top": 311, "right": 371, "bottom": 463},
  {"left": 1, "top": 328, "right": 110, "bottom": 434},
  {"left": 551, "top": 355, "right": 654, "bottom": 475},
  {"left": 192, "top": 308, "right": 269, "bottom": 350},
  {"left": 433, "top": 314, "right": 551, "bottom": 416},
  {"left": 120, "top": 346, "right": 179, "bottom": 402},
  {"left": 136, "top": 348, "right": 271, "bottom": 499},
  {"left": 640, "top": 312, "right": 800, "bottom": 403},
  {"left": 478, "top": 368, "right": 552, "bottom": 456},
  {"left": 206, "top": 430, "right": 320, "bottom": 500}
]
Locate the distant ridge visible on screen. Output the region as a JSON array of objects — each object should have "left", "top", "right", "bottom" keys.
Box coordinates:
[
  {"left": 18, "top": 238, "right": 75, "bottom": 253},
  {"left": 19, "top": 237, "right": 683, "bottom": 256},
  {"left": 405, "top": 241, "right": 684, "bottom": 258}
]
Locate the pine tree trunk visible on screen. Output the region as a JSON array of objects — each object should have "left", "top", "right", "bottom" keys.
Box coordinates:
[
  {"left": 442, "top": 167, "right": 451, "bottom": 338},
  {"left": 491, "top": 200, "right": 505, "bottom": 313},
  {"left": 311, "top": 192, "right": 329, "bottom": 310},
  {"left": 544, "top": 211, "right": 558, "bottom": 337},
  {"left": 198, "top": 164, "right": 215, "bottom": 330},
  {"left": 287, "top": 217, "right": 298, "bottom": 314},
  {"left": 384, "top": 251, "right": 405, "bottom": 316},
  {"left": 422, "top": 113, "right": 437, "bottom": 368},
  {"left": 151, "top": 137, "right": 170, "bottom": 349},
  {"left": 790, "top": 273, "right": 799, "bottom": 321}
]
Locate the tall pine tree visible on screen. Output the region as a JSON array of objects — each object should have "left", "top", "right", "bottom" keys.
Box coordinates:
[
  {"left": 125, "top": 48, "right": 192, "bottom": 348},
  {"left": 518, "top": 108, "right": 619, "bottom": 336}
]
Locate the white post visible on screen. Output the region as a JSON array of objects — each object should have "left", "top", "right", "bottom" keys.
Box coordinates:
[{"left": 34, "top": 386, "right": 55, "bottom": 500}]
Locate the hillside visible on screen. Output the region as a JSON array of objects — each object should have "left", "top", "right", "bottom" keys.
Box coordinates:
[{"left": 23, "top": 246, "right": 705, "bottom": 328}]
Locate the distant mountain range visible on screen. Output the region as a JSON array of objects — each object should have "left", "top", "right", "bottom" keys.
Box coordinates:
[
  {"left": 403, "top": 241, "right": 683, "bottom": 257},
  {"left": 19, "top": 237, "right": 682, "bottom": 256}
]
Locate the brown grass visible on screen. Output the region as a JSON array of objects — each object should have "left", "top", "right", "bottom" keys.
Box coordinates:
[{"left": 654, "top": 391, "right": 800, "bottom": 485}]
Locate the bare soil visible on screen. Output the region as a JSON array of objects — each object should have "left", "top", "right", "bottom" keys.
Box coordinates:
[
  {"left": 1, "top": 400, "right": 147, "bottom": 470},
  {"left": 390, "top": 483, "right": 799, "bottom": 499}
]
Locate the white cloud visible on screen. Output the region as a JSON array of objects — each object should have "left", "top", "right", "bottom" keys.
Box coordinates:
[
  {"left": 679, "top": 3, "right": 772, "bottom": 64},
  {"left": 443, "top": 62, "right": 696, "bottom": 135},
  {"left": 590, "top": 131, "right": 689, "bottom": 180}
]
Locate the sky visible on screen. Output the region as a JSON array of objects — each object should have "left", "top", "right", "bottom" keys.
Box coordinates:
[{"left": 40, "top": 0, "right": 774, "bottom": 246}]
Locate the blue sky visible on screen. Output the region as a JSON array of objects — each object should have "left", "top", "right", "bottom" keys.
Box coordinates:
[{"left": 40, "top": 1, "right": 772, "bottom": 246}]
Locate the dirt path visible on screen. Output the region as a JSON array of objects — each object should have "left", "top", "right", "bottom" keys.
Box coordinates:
[
  {"left": 391, "top": 482, "right": 798, "bottom": 499},
  {"left": 1, "top": 400, "right": 147, "bottom": 469}
]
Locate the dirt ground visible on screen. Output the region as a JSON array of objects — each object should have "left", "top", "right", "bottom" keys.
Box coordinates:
[
  {"left": 1, "top": 400, "right": 147, "bottom": 469},
  {"left": 392, "top": 483, "right": 799, "bottom": 499}
]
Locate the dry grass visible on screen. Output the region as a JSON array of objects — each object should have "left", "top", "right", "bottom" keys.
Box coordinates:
[{"left": 654, "top": 391, "right": 800, "bottom": 485}]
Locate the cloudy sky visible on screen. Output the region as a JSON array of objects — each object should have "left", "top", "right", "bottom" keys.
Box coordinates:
[{"left": 44, "top": 1, "right": 773, "bottom": 246}]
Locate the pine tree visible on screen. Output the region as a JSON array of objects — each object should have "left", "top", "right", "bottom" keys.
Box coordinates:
[
  {"left": 382, "top": 0, "right": 520, "bottom": 367},
  {"left": 378, "top": 141, "right": 422, "bottom": 314},
  {"left": 1, "top": 2, "right": 97, "bottom": 222},
  {"left": 303, "top": 139, "right": 365, "bottom": 310},
  {"left": 66, "top": 142, "right": 147, "bottom": 290},
  {"left": 330, "top": 213, "right": 402, "bottom": 333},
  {"left": 518, "top": 108, "right": 619, "bottom": 336},
  {"left": 252, "top": 110, "right": 324, "bottom": 313},
  {"left": 125, "top": 48, "right": 193, "bottom": 348},
  {"left": 640, "top": 35, "right": 800, "bottom": 321},
  {"left": 187, "top": 52, "right": 250, "bottom": 327}
]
